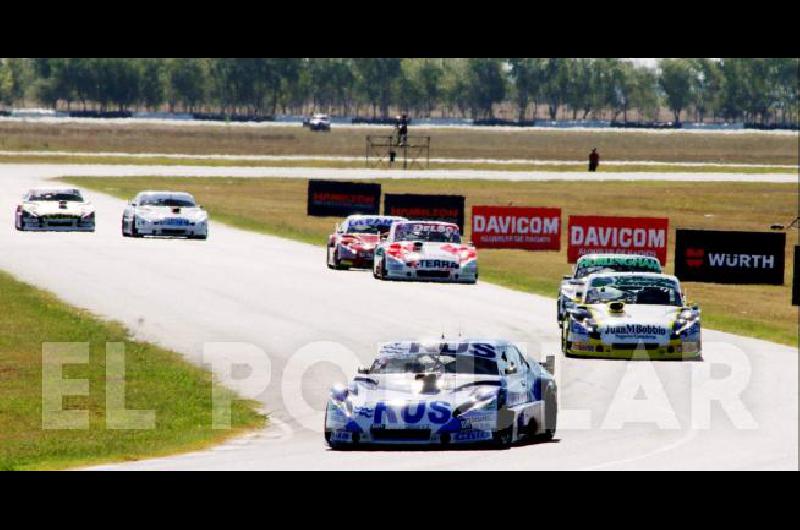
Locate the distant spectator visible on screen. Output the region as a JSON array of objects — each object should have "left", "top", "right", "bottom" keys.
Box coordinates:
[{"left": 589, "top": 148, "right": 600, "bottom": 172}]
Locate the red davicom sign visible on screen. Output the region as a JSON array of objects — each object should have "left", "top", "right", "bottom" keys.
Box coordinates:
[
  {"left": 567, "top": 215, "right": 669, "bottom": 264},
  {"left": 471, "top": 206, "right": 561, "bottom": 250}
]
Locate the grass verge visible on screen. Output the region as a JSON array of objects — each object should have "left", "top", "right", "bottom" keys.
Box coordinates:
[
  {"left": 62, "top": 176, "right": 799, "bottom": 347},
  {"left": 0, "top": 153, "right": 795, "bottom": 174},
  {"left": 1, "top": 122, "right": 797, "bottom": 164},
  {"left": 0, "top": 270, "right": 265, "bottom": 471}
]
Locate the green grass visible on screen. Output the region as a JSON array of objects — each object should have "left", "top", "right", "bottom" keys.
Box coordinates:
[
  {"left": 0, "top": 270, "right": 265, "bottom": 471},
  {"left": 0, "top": 153, "right": 795, "bottom": 174},
  {"left": 62, "top": 176, "right": 799, "bottom": 347},
  {"left": 1, "top": 121, "right": 797, "bottom": 164}
]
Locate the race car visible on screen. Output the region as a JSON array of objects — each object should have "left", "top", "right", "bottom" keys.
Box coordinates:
[
  {"left": 122, "top": 191, "right": 208, "bottom": 239},
  {"left": 304, "top": 113, "right": 331, "bottom": 131},
  {"left": 15, "top": 187, "right": 95, "bottom": 232},
  {"left": 561, "top": 272, "right": 702, "bottom": 360},
  {"left": 327, "top": 215, "right": 406, "bottom": 269},
  {"left": 324, "top": 339, "right": 557, "bottom": 448},
  {"left": 373, "top": 220, "right": 478, "bottom": 283},
  {"left": 557, "top": 254, "right": 662, "bottom": 326}
]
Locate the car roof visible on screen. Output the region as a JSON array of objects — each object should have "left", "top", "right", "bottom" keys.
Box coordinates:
[
  {"left": 28, "top": 187, "right": 81, "bottom": 194},
  {"left": 577, "top": 253, "right": 660, "bottom": 262},
  {"left": 136, "top": 191, "right": 195, "bottom": 198},
  {"left": 345, "top": 214, "right": 406, "bottom": 221},
  {"left": 377, "top": 339, "right": 515, "bottom": 356},
  {"left": 584, "top": 271, "right": 679, "bottom": 283},
  {"left": 396, "top": 220, "right": 459, "bottom": 227}
]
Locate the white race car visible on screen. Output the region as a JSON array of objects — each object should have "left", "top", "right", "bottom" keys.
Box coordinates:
[
  {"left": 557, "top": 254, "right": 662, "bottom": 326},
  {"left": 561, "top": 272, "right": 702, "bottom": 360},
  {"left": 324, "top": 339, "right": 557, "bottom": 448},
  {"left": 122, "top": 191, "right": 208, "bottom": 239},
  {"left": 373, "top": 220, "right": 478, "bottom": 283},
  {"left": 15, "top": 187, "right": 95, "bottom": 232}
]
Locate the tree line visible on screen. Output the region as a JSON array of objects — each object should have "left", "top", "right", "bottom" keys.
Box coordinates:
[{"left": 0, "top": 58, "right": 797, "bottom": 124}]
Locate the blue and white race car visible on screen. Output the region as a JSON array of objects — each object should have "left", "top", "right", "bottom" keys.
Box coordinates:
[{"left": 324, "top": 339, "right": 557, "bottom": 449}]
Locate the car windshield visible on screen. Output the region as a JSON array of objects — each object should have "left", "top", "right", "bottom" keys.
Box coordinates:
[
  {"left": 370, "top": 342, "right": 500, "bottom": 375},
  {"left": 369, "top": 353, "right": 499, "bottom": 375},
  {"left": 29, "top": 190, "right": 83, "bottom": 201},
  {"left": 574, "top": 257, "right": 661, "bottom": 279},
  {"left": 345, "top": 219, "right": 395, "bottom": 235},
  {"left": 584, "top": 276, "right": 682, "bottom": 306},
  {"left": 139, "top": 195, "right": 196, "bottom": 207},
  {"left": 394, "top": 223, "right": 461, "bottom": 243}
]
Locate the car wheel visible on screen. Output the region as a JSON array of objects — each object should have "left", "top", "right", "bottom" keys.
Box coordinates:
[
  {"left": 542, "top": 388, "right": 557, "bottom": 440},
  {"left": 130, "top": 216, "right": 142, "bottom": 238},
  {"left": 492, "top": 407, "right": 514, "bottom": 449},
  {"left": 379, "top": 260, "right": 388, "bottom": 280},
  {"left": 326, "top": 247, "right": 335, "bottom": 269},
  {"left": 492, "top": 426, "right": 513, "bottom": 449}
]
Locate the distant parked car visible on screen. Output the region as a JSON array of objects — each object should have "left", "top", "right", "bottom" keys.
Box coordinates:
[{"left": 304, "top": 113, "right": 331, "bottom": 131}]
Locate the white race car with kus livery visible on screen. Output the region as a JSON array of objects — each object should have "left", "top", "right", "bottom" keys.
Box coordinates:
[
  {"left": 327, "top": 215, "right": 406, "bottom": 269},
  {"left": 373, "top": 220, "right": 478, "bottom": 283},
  {"left": 557, "top": 253, "right": 662, "bottom": 326},
  {"left": 122, "top": 191, "right": 208, "bottom": 239},
  {"left": 324, "top": 339, "right": 557, "bottom": 449},
  {"left": 15, "top": 187, "right": 95, "bottom": 232},
  {"left": 561, "top": 272, "right": 702, "bottom": 360}
]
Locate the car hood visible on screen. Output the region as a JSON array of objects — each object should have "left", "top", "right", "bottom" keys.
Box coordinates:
[
  {"left": 135, "top": 205, "right": 206, "bottom": 219},
  {"left": 347, "top": 373, "right": 501, "bottom": 409},
  {"left": 23, "top": 200, "right": 93, "bottom": 216},
  {"left": 587, "top": 303, "right": 680, "bottom": 340}
]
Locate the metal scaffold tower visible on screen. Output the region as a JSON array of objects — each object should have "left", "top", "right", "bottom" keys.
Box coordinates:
[{"left": 365, "top": 135, "right": 431, "bottom": 170}]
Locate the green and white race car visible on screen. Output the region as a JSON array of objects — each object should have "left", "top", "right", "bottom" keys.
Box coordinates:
[
  {"left": 557, "top": 254, "right": 662, "bottom": 327},
  {"left": 561, "top": 272, "right": 702, "bottom": 360}
]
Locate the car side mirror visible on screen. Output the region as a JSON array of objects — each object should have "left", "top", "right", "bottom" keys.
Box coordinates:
[{"left": 357, "top": 366, "right": 370, "bottom": 374}]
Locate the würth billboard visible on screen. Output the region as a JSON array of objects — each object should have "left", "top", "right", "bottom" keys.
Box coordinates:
[
  {"left": 471, "top": 206, "right": 561, "bottom": 250},
  {"left": 567, "top": 215, "right": 669, "bottom": 265},
  {"left": 674, "top": 229, "right": 786, "bottom": 285}
]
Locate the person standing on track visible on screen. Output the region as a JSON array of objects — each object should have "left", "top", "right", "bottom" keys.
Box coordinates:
[{"left": 589, "top": 147, "right": 600, "bottom": 172}]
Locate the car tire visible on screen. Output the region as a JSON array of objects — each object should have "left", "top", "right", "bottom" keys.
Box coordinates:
[
  {"left": 327, "top": 247, "right": 335, "bottom": 269},
  {"left": 130, "top": 216, "right": 143, "bottom": 238},
  {"left": 542, "top": 388, "right": 557, "bottom": 440},
  {"left": 492, "top": 407, "right": 514, "bottom": 449}
]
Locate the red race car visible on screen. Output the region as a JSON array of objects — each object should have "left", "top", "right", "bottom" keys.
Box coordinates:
[{"left": 327, "top": 215, "right": 407, "bottom": 270}]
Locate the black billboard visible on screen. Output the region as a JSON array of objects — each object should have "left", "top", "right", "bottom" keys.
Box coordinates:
[
  {"left": 307, "top": 180, "right": 381, "bottom": 217},
  {"left": 384, "top": 194, "right": 466, "bottom": 230},
  {"left": 792, "top": 246, "right": 799, "bottom": 306},
  {"left": 674, "top": 229, "right": 785, "bottom": 285}
]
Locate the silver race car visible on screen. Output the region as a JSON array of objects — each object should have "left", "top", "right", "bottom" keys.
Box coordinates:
[
  {"left": 122, "top": 191, "right": 208, "bottom": 239},
  {"left": 324, "top": 339, "right": 557, "bottom": 449},
  {"left": 15, "top": 187, "right": 95, "bottom": 232}
]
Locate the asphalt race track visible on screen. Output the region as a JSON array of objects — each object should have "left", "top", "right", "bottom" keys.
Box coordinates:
[{"left": 0, "top": 165, "right": 796, "bottom": 470}]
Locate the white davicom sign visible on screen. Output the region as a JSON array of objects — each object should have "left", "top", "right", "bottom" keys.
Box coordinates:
[{"left": 567, "top": 215, "right": 669, "bottom": 264}]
